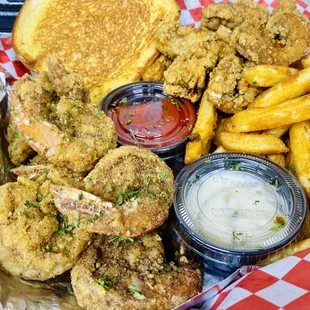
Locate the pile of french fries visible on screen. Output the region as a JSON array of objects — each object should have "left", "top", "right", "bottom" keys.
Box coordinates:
[{"left": 185, "top": 53, "right": 310, "bottom": 200}]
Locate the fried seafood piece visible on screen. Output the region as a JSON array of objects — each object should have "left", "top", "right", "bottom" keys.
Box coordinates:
[
  {"left": 233, "top": 12, "right": 310, "bottom": 66},
  {"left": 155, "top": 22, "right": 216, "bottom": 59},
  {"left": 142, "top": 55, "right": 172, "bottom": 82},
  {"left": 0, "top": 177, "right": 92, "bottom": 281},
  {"left": 71, "top": 233, "right": 202, "bottom": 310},
  {"left": 206, "top": 55, "right": 260, "bottom": 114},
  {"left": 11, "top": 57, "right": 117, "bottom": 173},
  {"left": 52, "top": 146, "right": 174, "bottom": 238},
  {"left": 201, "top": 0, "right": 268, "bottom": 31},
  {"left": 11, "top": 164, "right": 85, "bottom": 189}
]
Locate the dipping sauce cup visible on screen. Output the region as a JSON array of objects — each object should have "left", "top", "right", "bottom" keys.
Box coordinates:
[
  {"left": 172, "top": 153, "right": 310, "bottom": 272},
  {"left": 100, "top": 82, "right": 196, "bottom": 161}
]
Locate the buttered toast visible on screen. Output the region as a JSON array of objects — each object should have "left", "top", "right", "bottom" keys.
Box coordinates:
[{"left": 13, "top": 0, "right": 179, "bottom": 104}]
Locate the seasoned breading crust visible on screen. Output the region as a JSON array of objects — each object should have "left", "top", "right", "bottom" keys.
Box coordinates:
[
  {"left": 71, "top": 233, "right": 202, "bottom": 310},
  {"left": 0, "top": 177, "right": 92, "bottom": 281}
]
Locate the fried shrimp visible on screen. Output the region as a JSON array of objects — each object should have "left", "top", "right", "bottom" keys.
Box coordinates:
[
  {"left": 10, "top": 56, "right": 117, "bottom": 173},
  {"left": 0, "top": 177, "right": 92, "bottom": 281},
  {"left": 201, "top": 0, "right": 268, "bottom": 31},
  {"left": 206, "top": 55, "right": 261, "bottom": 114},
  {"left": 52, "top": 146, "right": 174, "bottom": 238},
  {"left": 233, "top": 12, "right": 310, "bottom": 66},
  {"left": 71, "top": 233, "right": 202, "bottom": 310}
]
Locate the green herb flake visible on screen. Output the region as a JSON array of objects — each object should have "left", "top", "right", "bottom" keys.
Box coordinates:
[
  {"left": 116, "top": 188, "right": 139, "bottom": 206},
  {"left": 78, "top": 193, "right": 83, "bottom": 200},
  {"left": 57, "top": 214, "right": 76, "bottom": 235},
  {"left": 67, "top": 285, "right": 75, "bottom": 296},
  {"left": 125, "top": 118, "right": 132, "bottom": 125},
  {"left": 144, "top": 176, "right": 151, "bottom": 186},
  {"left": 96, "top": 275, "right": 118, "bottom": 290},
  {"left": 232, "top": 231, "right": 243, "bottom": 241},
  {"left": 252, "top": 80, "right": 257, "bottom": 85},
  {"left": 111, "top": 236, "right": 134, "bottom": 248},
  {"left": 130, "top": 112, "right": 135, "bottom": 117},
  {"left": 74, "top": 178, "right": 79, "bottom": 183},
  {"left": 128, "top": 284, "right": 146, "bottom": 300},
  {"left": 256, "top": 246, "right": 265, "bottom": 251},
  {"left": 12, "top": 206, "right": 16, "bottom": 212},
  {"left": 85, "top": 177, "right": 92, "bottom": 183},
  {"left": 290, "top": 164, "right": 296, "bottom": 173},
  {"left": 25, "top": 201, "right": 40, "bottom": 209},
  {"left": 160, "top": 192, "right": 168, "bottom": 200},
  {"left": 42, "top": 245, "right": 58, "bottom": 253},
  {"left": 2, "top": 164, "right": 11, "bottom": 174},
  {"left": 160, "top": 171, "right": 167, "bottom": 180},
  {"left": 23, "top": 211, "right": 32, "bottom": 219},
  {"left": 33, "top": 299, "right": 47, "bottom": 304},
  {"left": 270, "top": 215, "right": 286, "bottom": 232},
  {"left": 253, "top": 200, "right": 260, "bottom": 205},
  {"left": 119, "top": 97, "right": 128, "bottom": 104},
  {"left": 231, "top": 163, "right": 242, "bottom": 171},
  {"left": 15, "top": 131, "right": 22, "bottom": 139},
  {"left": 97, "top": 110, "right": 104, "bottom": 116},
  {"left": 36, "top": 194, "right": 44, "bottom": 202},
  {"left": 105, "top": 182, "right": 113, "bottom": 193}
]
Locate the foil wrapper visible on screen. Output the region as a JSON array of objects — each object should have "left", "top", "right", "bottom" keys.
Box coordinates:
[{"left": 0, "top": 72, "right": 83, "bottom": 310}]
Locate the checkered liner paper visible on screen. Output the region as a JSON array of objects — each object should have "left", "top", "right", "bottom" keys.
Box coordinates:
[{"left": 1, "top": 0, "right": 310, "bottom": 309}]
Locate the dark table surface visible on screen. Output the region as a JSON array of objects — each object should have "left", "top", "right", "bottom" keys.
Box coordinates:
[{"left": 0, "top": 0, "right": 23, "bottom": 36}]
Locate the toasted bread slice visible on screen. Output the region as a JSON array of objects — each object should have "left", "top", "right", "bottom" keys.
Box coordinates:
[{"left": 13, "top": 0, "right": 179, "bottom": 104}]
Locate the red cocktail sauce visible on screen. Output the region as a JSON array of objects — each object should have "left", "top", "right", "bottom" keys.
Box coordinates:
[{"left": 107, "top": 97, "right": 196, "bottom": 150}]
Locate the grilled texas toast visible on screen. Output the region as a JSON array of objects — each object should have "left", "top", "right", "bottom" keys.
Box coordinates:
[{"left": 13, "top": 0, "right": 179, "bottom": 104}]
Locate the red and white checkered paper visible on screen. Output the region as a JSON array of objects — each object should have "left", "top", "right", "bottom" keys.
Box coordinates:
[{"left": 2, "top": 1, "right": 310, "bottom": 309}]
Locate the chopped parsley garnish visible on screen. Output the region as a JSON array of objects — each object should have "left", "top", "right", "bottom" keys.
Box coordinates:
[
  {"left": 256, "top": 246, "right": 265, "bottom": 251},
  {"left": 252, "top": 80, "right": 257, "bottom": 85},
  {"left": 290, "top": 164, "right": 296, "bottom": 173},
  {"left": 36, "top": 194, "right": 44, "bottom": 202},
  {"left": 67, "top": 285, "right": 75, "bottom": 296},
  {"left": 85, "top": 177, "right": 92, "bottom": 183},
  {"left": 110, "top": 236, "right": 134, "bottom": 248},
  {"left": 125, "top": 118, "right": 132, "bottom": 125},
  {"left": 128, "top": 284, "right": 146, "bottom": 300},
  {"left": 253, "top": 200, "right": 260, "bottom": 205},
  {"left": 269, "top": 178, "right": 281, "bottom": 189},
  {"left": 42, "top": 245, "right": 58, "bottom": 253},
  {"left": 116, "top": 188, "right": 139, "bottom": 205},
  {"left": 15, "top": 131, "right": 22, "bottom": 139},
  {"left": 130, "top": 112, "right": 135, "bottom": 117},
  {"left": 33, "top": 300, "right": 47, "bottom": 304},
  {"left": 159, "top": 192, "right": 168, "bottom": 200},
  {"left": 25, "top": 201, "right": 39, "bottom": 209},
  {"left": 119, "top": 97, "right": 128, "bottom": 104},
  {"left": 160, "top": 171, "right": 167, "bottom": 179},
  {"left": 231, "top": 163, "right": 242, "bottom": 171},
  {"left": 143, "top": 176, "right": 151, "bottom": 186},
  {"left": 105, "top": 182, "right": 113, "bottom": 193},
  {"left": 96, "top": 275, "right": 118, "bottom": 290},
  {"left": 232, "top": 231, "right": 243, "bottom": 241},
  {"left": 57, "top": 214, "right": 76, "bottom": 235},
  {"left": 2, "top": 163, "right": 11, "bottom": 174},
  {"left": 97, "top": 110, "right": 104, "bottom": 116},
  {"left": 270, "top": 215, "right": 286, "bottom": 232},
  {"left": 78, "top": 193, "right": 83, "bottom": 200},
  {"left": 23, "top": 211, "right": 32, "bottom": 219}
]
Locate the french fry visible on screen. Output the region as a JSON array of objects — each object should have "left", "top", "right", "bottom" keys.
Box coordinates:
[
  {"left": 213, "top": 117, "right": 223, "bottom": 147},
  {"left": 301, "top": 54, "right": 310, "bottom": 69},
  {"left": 185, "top": 93, "right": 217, "bottom": 164},
  {"left": 249, "top": 67, "right": 310, "bottom": 108},
  {"left": 244, "top": 65, "right": 298, "bottom": 87},
  {"left": 267, "top": 154, "right": 286, "bottom": 167},
  {"left": 223, "top": 94, "right": 310, "bottom": 133},
  {"left": 289, "top": 120, "right": 310, "bottom": 198},
  {"left": 264, "top": 126, "right": 289, "bottom": 138},
  {"left": 219, "top": 132, "right": 289, "bottom": 155},
  {"left": 213, "top": 145, "right": 226, "bottom": 154}
]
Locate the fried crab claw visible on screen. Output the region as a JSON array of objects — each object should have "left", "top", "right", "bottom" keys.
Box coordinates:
[
  {"left": 52, "top": 146, "right": 175, "bottom": 238},
  {"left": 10, "top": 56, "right": 117, "bottom": 173},
  {"left": 71, "top": 233, "right": 202, "bottom": 310}
]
